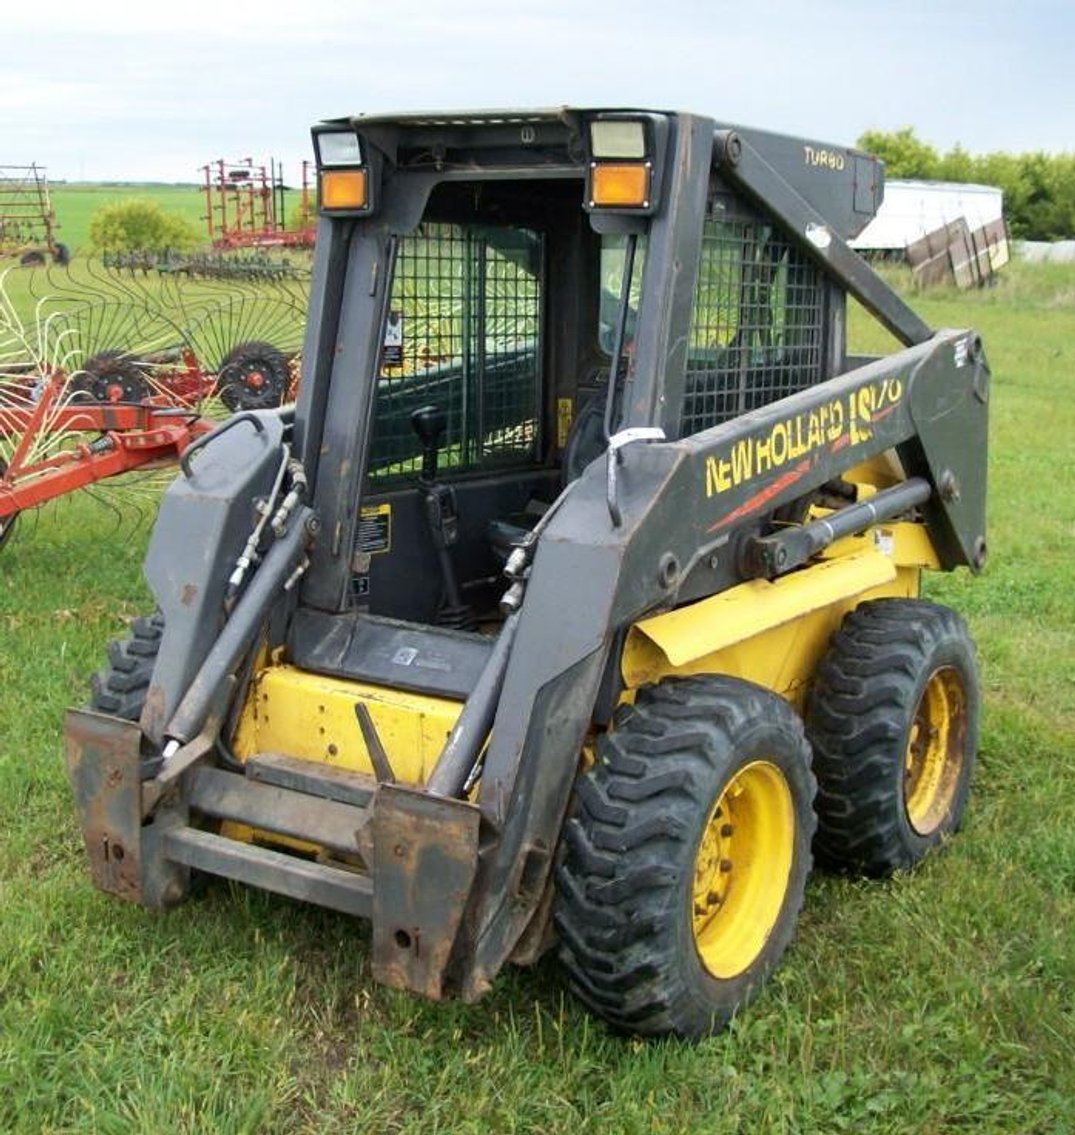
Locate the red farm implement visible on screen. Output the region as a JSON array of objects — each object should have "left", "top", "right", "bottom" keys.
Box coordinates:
[
  {"left": 0, "top": 164, "right": 68, "bottom": 267},
  {"left": 202, "top": 158, "right": 315, "bottom": 251},
  {"left": 0, "top": 375, "right": 212, "bottom": 550},
  {"left": 0, "top": 258, "right": 309, "bottom": 550}
]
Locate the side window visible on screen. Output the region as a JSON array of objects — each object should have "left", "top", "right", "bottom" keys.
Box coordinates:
[
  {"left": 681, "top": 201, "right": 825, "bottom": 436},
  {"left": 598, "top": 234, "right": 647, "bottom": 353},
  {"left": 367, "top": 222, "right": 543, "bottom": 481}
]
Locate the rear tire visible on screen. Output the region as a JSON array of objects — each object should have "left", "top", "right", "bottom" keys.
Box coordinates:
[
  {"left": 805, "top": 599, "right": 979, "bottom": 876},
  {"left": 89, "top": 612, "right": 164, "bottom": 721},
  {"left": 555, "top": 675, "right": 816, "bottom": 1038}
]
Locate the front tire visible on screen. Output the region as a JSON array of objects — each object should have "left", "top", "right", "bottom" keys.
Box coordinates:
[
  {"left": 89, "top": 612, "right": 164, "bottom": 721},
  {"left": 0, "top": 509, "right": 15, "bottom": 552},
  {"left": 805, "top": 599, "right": 979, "bottom": 876},
  {"left": 555, "top": 675, "right": 816, "bottom": 1038}
]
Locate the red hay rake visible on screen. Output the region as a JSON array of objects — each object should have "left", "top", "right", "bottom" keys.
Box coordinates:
[
  {"left": 0, "top": 259, "right": 310, "bottom": 551},
  {"left": 0, "top": 375, "right": 212, "bottom": 550}
]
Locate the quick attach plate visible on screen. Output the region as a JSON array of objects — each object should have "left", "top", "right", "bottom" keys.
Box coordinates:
[
  {"left": 64, "top": 709, "right": 146, "bottom": 902},
  {"left": 371, "top": 783, "right": 481, "bottom": 1000}
]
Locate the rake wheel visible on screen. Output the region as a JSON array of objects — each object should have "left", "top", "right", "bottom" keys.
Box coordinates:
[
  {"left": 217, "top": 341, "right": 288, "bottom": 412},
  {"left": 71, "top": 350, "right": 152, "bottom": 404}
]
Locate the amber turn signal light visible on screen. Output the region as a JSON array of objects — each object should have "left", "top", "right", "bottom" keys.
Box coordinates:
[
  {"left": 590, "top": 163, "right": 651, "bottom": 208},
  {"left": 320, "top": 169, "right": 368, "bottom": 212}
]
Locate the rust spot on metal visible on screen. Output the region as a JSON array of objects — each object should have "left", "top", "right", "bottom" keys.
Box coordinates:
[
  {"left": 64, "top": 709, "right": 146, "bottom": 903},
  {"left": 371, "top": 784, "right": 481, "bottom": 1000}
]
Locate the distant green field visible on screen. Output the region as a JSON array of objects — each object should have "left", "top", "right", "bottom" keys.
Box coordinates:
[
  {"left": 49, "top": 185, "right": 208, "bottom": 254},
  {"left": 43, "top": 184, "right": 310, "bottom": 255}
]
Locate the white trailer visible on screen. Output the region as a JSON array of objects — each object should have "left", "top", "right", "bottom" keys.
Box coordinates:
[
  {"left": 850, "top": 180, "right": 1001, "bottom": 250},
  {"left": 850, "top": 179, "right": 1008, "bottom": 284}
]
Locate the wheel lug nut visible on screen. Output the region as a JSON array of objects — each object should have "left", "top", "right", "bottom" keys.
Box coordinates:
[
  {"left": 720, "top": 824, "right": 734, "bottom": 837},
  {"left": 719, "top": 859, "right": 732, "bottom": 872}
]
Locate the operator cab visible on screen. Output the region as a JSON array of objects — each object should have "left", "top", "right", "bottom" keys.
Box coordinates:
[
  {"left": 301, "top": 109, "right": 851, "bottom": 630},
  {"left": 354, "top": 176, "right": 615, "bottom": 626}
]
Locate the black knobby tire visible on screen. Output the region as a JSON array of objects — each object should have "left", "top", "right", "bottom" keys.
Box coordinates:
[
  {"left": 555, "top": 675, "right": 816, "bottom": 1038},
  {"left": 216, "top": 341, "right": 288, "bottom": 412},
  {"left": 0, "top": 458, "right": 17, "bottom": 552},
  {"left": 89, "top": 612, "right": 164, "bottom": 721},
  {"left": 805, "top": 598, "right": 979, "bottom": 876},
  {"left": 71, "top": 350, "right": 152, "bottom": 403},
  {"left": 19, "top": 249, "right": 46, "bottom": 267}
]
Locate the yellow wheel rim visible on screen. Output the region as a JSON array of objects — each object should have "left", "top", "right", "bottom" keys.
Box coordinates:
[
  {"left": 692, "top": 760, "right": 795, "bottom": 980},
  {"left": 904, "top": 666, "right": 967, "bottom": 836}
]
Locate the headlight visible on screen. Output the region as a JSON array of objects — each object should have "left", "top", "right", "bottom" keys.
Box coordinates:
[
  {"left": 583, "top": 114, "right": 667, "bottom": 216},
  {"left": 312, "top": 126, "right": 372, "bottom": 215},
  {"left": 315, "top": 130, "right": 363, "bottom": 166}
]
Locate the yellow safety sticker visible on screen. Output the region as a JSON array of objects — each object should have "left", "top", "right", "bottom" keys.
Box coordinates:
[
  {"left": 357, "top": 502, "right": 392, "bottom": 554},
  {"left": 557, "top": 398, "right": 574, "bottom": 448}
]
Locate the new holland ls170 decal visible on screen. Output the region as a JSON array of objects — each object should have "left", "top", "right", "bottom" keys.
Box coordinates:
[{"left": 703, "top": 374, "right": 905, "bottom": 529}]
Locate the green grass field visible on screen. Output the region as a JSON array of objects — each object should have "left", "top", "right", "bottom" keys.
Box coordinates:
[
  {"left": 1, "top": 260, "right": 1073, "bottom": 1133},
  {"left": 1, "top": 182, "right": 311, "bottom": 257},
  {"left": 49, "top": 185, "right": 210, "bottom": 254}
]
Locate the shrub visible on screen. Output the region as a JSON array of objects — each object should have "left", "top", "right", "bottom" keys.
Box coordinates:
[
  {"left": 88, "top": 199, "right": 201, "bottom": 254},
  {"left": 858, "top": 127, "right": 941, "bottom": 180}
]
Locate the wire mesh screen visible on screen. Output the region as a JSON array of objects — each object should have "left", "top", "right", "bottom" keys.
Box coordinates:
[
  {"left": 681, "top": 203, "right": 825, "bottom": 435},
  {"left": 368, "top": 222, "right": 543, "bottom": 480}
]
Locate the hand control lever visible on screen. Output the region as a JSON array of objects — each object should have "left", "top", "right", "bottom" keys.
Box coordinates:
[{"left": 410, "top": 406, "right": 474, "bottom": 630}]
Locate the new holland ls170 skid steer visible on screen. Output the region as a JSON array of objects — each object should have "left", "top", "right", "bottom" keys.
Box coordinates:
[{"left": 66, "top": 108, "right": 988, "bottom": 1038}]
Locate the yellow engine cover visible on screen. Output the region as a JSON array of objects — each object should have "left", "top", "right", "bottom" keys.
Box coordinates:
[
  {"left": 622, "top": 525, "right": 937, "bottom": 710},
  {"left": 232, "top": 664, "right": 464, "bottom": 785}
]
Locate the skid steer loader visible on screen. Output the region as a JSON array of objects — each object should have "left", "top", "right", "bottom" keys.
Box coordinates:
[{"left": 65, "top": 108, "right": 988, "bottom": 1038}]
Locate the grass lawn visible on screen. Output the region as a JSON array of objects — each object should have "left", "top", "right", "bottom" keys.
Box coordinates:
[{"left": 0, "top": 260, "right": 1073, "bottom": 1132}]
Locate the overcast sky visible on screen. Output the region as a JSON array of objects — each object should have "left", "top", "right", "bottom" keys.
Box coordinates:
[{"left": 5, "top": 0, "right": 1073, "bottom": 184}]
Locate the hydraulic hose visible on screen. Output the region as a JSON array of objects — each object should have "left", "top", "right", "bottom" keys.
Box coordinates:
[{"left": 162, "top": 505, "right": 314, "bottom": 751}]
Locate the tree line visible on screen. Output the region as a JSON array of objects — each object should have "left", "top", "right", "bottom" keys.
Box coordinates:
[{"left": 857, "top": 128, "right": 1075, "bottom": 241}]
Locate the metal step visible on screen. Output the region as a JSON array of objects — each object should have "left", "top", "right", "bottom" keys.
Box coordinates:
[
  {"left": 164, "top": 827, "right": 373, "bottom": 918},
  {"left": 244, "top": 752, "right": 377, "bottom": 809},
  {"left": 187, "top": 766, "right": 371, "bottom": 857}
]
